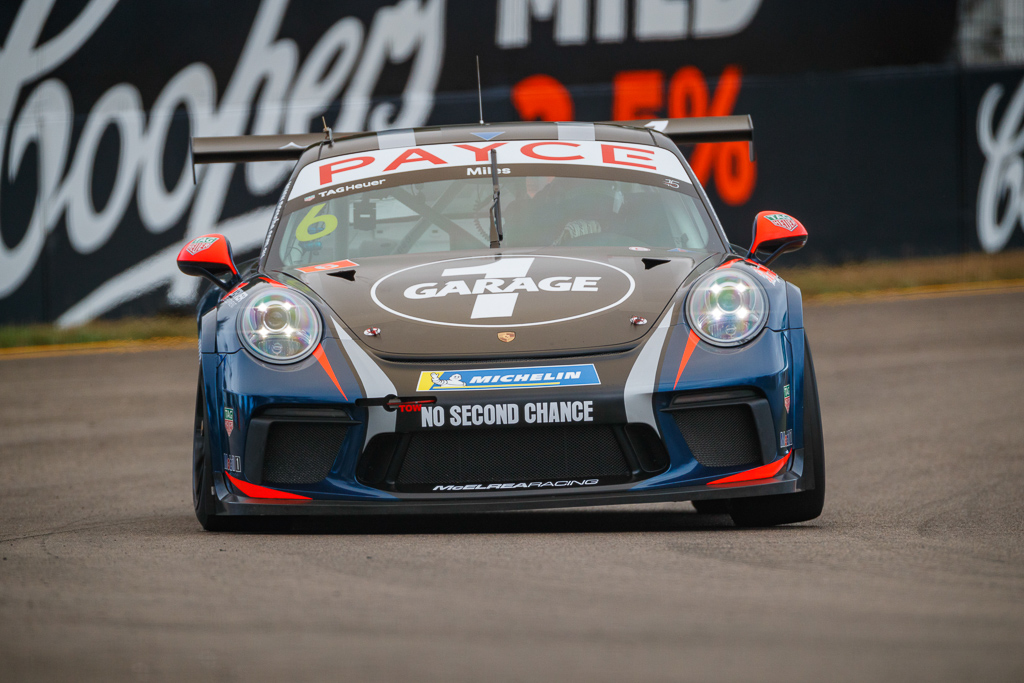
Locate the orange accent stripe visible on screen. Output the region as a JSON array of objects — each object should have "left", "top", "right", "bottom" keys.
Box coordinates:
[
  {"left": 673, "top": 331, "right": 700, "bottom": 389},
  {"left": 313, "top": 344, "right": 348, "bottom": 400},
  {"left": 708, "top": 450, "right": 792, "bottom": 486},
  {"left": 259, "top": 276, "right": 288, "bottom": 288},
  {"left": 716, "top": 258, "right": 741, "bottom": 270},
  {"left": 225, "top": 472, "right": 311, "bottom": 500}
]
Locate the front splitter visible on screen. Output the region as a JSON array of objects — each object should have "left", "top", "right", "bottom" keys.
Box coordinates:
[{"left": 213, "top": 473, "right": 801, "bottom": 516}]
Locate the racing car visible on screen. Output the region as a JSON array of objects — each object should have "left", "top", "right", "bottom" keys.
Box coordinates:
[{"left": 178, "top": 115, "right": 824, "bottom": 530}]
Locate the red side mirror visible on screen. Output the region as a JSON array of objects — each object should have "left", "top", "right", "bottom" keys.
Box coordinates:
[
  {"left": 176, "top": 234, "right": 240, "bottom": 291},
  {"left": 749, "top": 211, "right": 808, "bottom": 265}
]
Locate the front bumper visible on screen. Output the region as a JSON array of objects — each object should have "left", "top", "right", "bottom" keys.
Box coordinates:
[
  {"left": 212, "top": 449, "right": 806, "bottom": 516},
  {"left": 205, "top": 299, "right": 808, "bottom": 513}
]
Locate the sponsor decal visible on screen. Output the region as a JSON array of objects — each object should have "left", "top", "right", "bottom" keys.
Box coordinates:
[
  {"left": 297, "top": 259, "right": 359, "bottom": 274},
  {"left": 224, "top": 407, "right": 235, "bottom": 436},
  {"left": 497, "top": 331, "right": 516, "bottom": 342},
  {"left": 225, "top": 454, "right": 242, "bottom": 473},
  {"left": 418, "top": 401, "right": 595, "bottom": 428},
  {"left": 629, "top": 315, "right": 647, "bottom": 325},
  {"left": 224, "top": 288, "right": 250, "bottom": 307},
  {"left": 763, "top": 213, "right": 799, "bottom": 231},
  {"left": 783, "top": 384, "right": 790, "bottom": 412},
  {"left": 309, "top": 178, "right": 388, "bottom": 200},
  {"left": 290, "top": 140, "right": 690, "bottom": 199},
  {"left": 417, "top": 364, "right": 600, "bottom": 391},
  {"left": 749, "top": 261, "right": 779, "bottom": 285},
  {"left": 780, "top": 429, "right": 793, "bottom": 448},
  {"left": 363, "top": 327, "right": 381, "bottom": 337},
  {"left": 432, "top": 479, "right": 599, "bottom": 492},
  {"left": 628, "top": 246, "right": 650, "bottom": 251},
  {"left": 372, "top": 255, "right": 635, "bottom": 328},
  {"left": 186, "top": 236, "right": 218, "bottom": 255}
]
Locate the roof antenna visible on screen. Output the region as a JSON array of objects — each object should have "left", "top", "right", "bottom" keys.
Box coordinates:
[
  {"left": 318, "top": 115, "right": 334, "bottom": 160},
  {"left": 476, "top": 55, "right": 484, "bottom": 125}
]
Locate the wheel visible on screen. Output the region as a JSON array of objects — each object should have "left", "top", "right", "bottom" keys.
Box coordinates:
[
  {"left": 692, "top": 499, "right": 731, "bottom": 514},
  {"left": 192, "top": 372, "right": 238, "bottom": 531},
  {"left": 729, "top": 338, "right": 826, "bottom": 527}
]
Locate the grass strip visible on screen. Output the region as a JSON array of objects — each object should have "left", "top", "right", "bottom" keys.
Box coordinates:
[
  {"left": 0, "top": 315, "right": 195, "bottom": 349},
  {"left": 776, "top": 249, "right": 1024, "bottom": 297}
]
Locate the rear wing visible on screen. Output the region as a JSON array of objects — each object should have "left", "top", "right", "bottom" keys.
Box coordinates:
[
  {"left": 189, "top": 114, "right": 754, "bottom": 174},
  {"left": 606, "top": 114, "right": 754, "bottom": 160},
  {"left": 190, "top": 132, "right": 354, "bottom": 165}
]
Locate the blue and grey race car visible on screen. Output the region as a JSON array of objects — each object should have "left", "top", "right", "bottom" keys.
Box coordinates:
[{"left": 178, "top": 116, "right": 824, "bottom": 530}]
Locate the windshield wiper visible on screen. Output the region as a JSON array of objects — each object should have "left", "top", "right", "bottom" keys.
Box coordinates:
[{"left": 488, "top": 148, "right": 503, "bottom": 248}]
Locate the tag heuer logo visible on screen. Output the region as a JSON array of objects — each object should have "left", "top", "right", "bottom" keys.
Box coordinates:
[
  {"left": 186, "top": 236, "right": 218, "bottom": 255},
  {"left": 764, "top": 214, "right": 799, "bottom": 231}
]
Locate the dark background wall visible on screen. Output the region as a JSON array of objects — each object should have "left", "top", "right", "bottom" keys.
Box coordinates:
[{"left": 0, "top": 0, "right": 1020, "bottom": 324}]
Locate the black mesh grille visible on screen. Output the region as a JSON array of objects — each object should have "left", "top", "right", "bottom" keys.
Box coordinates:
[
  {"left": 262, "top": 422, "right": 348, "bottom": 485},
  {"left": 671, "top": 405, "right": 761, "bottom": 468},
  {"left": 396, "top": 425, "right": 630, "bottom": 486}
]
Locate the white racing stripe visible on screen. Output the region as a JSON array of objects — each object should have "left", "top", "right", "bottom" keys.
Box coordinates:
[
  {"left": 332, "top": 318, "right": 397, "bottom": 443},
  {"left": 623, "top": 305, "right": 675, "bottom": 433}
]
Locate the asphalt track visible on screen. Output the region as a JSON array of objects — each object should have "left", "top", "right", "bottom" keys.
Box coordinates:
[{"left": 1, "top": 290, "right": 1022, "bottom": 682}]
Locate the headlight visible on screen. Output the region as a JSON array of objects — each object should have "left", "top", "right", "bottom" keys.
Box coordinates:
[
  {"left": 237, "top": 288, "right": 322, "bottom": 363},
  {"left": 685, "top": 268, "right": 768, "bottom": 347}
]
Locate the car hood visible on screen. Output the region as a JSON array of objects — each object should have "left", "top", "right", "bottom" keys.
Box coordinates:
[{"left": 281, "top": 248, "right": 708, "bottom": 359}]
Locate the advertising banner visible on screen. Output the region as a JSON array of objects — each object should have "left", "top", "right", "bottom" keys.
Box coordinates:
[
  {"left": 0, "top": 0, "right": 963, "bottom": 323},
  {"left": 961, "top": 66, "right": 1024, "bottom": 255}
]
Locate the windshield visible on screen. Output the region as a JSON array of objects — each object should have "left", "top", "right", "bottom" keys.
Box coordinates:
[{"left": 267, "top": 141, "right": 723, "bottom": 270}]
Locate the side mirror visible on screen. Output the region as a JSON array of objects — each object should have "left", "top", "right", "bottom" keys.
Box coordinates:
[
  {"left": 176, "top": 234, "right": 241, "bottom": 292},
  {"left": 748, "top": 211, "right": 808, "bottom": 265}
]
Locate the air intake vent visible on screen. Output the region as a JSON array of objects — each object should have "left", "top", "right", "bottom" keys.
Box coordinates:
[
  {"left": 395, "top": 425, "right": 631, "bottom": 489},
  {"left": 671, "top": 404, "right": 761, "bottom": 468},
  {"left": 261, "top": 422, "right": 348, "bottom": 485}
]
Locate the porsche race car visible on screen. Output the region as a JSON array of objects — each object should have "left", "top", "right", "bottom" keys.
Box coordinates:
[{"left": 178, "top": 116, "right": 824, "bottom": 530}]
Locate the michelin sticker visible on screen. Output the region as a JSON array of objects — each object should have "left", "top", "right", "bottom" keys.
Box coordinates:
[{"left": 417, "top": 364, "right": 600, "bottom": 391}]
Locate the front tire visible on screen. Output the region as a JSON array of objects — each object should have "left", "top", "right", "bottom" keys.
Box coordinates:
[
  {"left": 192, "top": 373, "right": 237, "bottom": 532},
  {"left": 729, "top": 338, "right": 826, "bottom": 527}
]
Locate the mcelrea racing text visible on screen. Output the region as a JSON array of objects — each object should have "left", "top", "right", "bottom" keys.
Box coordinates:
[
  {"left": 421, "top": 401, "right": 594, "bottom": 427},
  {"left": 432, "top": 479, "right": 600, "bottom": 492}
]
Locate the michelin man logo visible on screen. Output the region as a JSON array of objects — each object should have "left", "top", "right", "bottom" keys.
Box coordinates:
[{"left": 431, "top": 372, "right": 466, "bottom": 387}]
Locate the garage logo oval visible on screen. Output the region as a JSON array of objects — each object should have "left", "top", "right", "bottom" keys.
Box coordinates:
[{"left": 370, "top": 255, "right": 636, "bottom": 328}]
